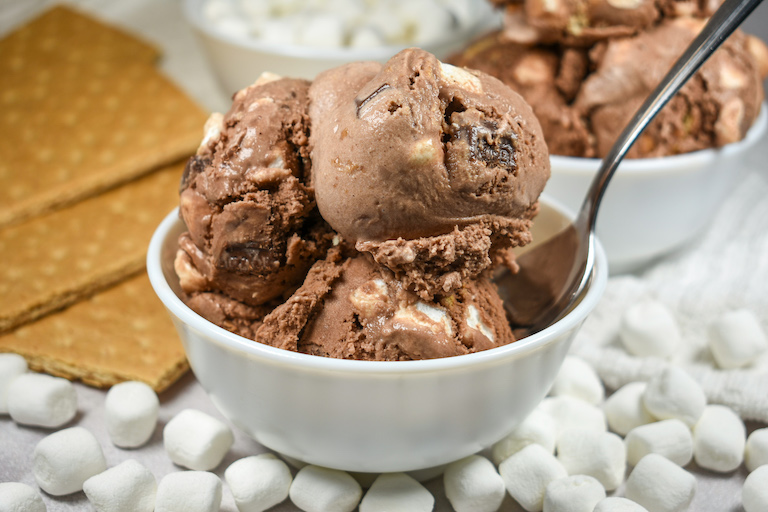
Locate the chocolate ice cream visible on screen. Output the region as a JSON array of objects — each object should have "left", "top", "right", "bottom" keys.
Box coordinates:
[
  {"left": 309, "top": 49, "right": 550, "bottom": 298},
  {"left": 175, "top": 74, "right": 334, "bottom": 310},
  {"left": 175, "top": 50, "right": 551, "bottom": 360}
]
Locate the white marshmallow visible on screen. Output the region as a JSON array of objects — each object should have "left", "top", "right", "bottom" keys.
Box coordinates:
[
  {"left": 625, "top": 419, "right": 693, "bottom": 467},
  {"left": 359, "top": 473, "right": 433, "bottom": 512},
  {"left": 624, "top": 453, "right": 696, "bottom": 512},
  {"left": 603, "top": 382, "right": 655, "bottom": 436},
  {"left": 556, "top": 428, "right": 626, "bottom": 491},
  {"left": 297, "top": 14, "right": 344, "bottom": 47},
  {"left": 491, "top": 408, "right": 557, "bottom": 465},
  {"left": 443, "top": 455, "right": 505, "bottom": 512},
  {"left": 155, "top": 471, "right": 222, "bottom": 512},
  {"left": 83, "top": 459, "right": 156, "bottom": 512},
  {"left": 538, "top": 396, "right": 607, "bottom": 439},
  {"left": 642, "top": 366, "right": 706, "bottom": 427},
  {"left": 289, "top": 465, "right": 362, "bottom": 512},
  {"left": 542, "top": 475, "right": 606, "bottom": 512},
  {"left": 163, "top": 409, "right": 234, "bottom": 471},
  {"left": 7, "top": 373, "right": 77, "bottom": 428},
  {"left": 745, "top": 428, "right": 768, "bottom": 472},
  {"left": 401, "top": 0, "right": 454, "bottom": 44},
  {"left": 742, "top": 464, "right": 768, "bottom": 512},
  {"left": 225, "top": 454, "right": 292, "bottom": 512},
  {"left": 498, "top": 443, "right": 568, "bottom": 512},
  {"left": 105, "top": 381, "right": 158, "bottom": 448},
  {"left": 692, "top": 404, "right": 745, "bottom": 472},
  {"left": 0, "top": 353, "right": 27, "bottom": 414},
  {"left": 349, "top": 26, "right": 384, "bottom": 48},
  {"left": 33, "top": 426, "right": 106, "bottom": 496},
  {"left": 549, "top": 356, "right": 605, "bottom": 405},
  {"left": 619, "top": 300, "right": 681, "bottom": 358},
  {"left": 708, "top": 309, "right": 768, "bottom": 369},
  {"left": 593, "top": 497, "right": 650, "bottom": 512},
  {"left": 0, "top": 482, "right": 46, "bottom": 512}
]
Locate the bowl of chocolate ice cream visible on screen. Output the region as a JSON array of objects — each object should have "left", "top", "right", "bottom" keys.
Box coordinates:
[
  {"left": 148, "top": 49, "right": 608, "bottom": 472},
  {"left": 450, "top": 2, "right": 768, "bottom": 272}
]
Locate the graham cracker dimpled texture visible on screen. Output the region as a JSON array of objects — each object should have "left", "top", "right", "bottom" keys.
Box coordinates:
[
  {"left": 0, "top": 163, "right": 185, "bottom": 334},
  {"left": 0, "top": 5, "right": 207, "bottom": 228},
  {"left": 0, "top": 273, "right": 188, "bottom": 392}
]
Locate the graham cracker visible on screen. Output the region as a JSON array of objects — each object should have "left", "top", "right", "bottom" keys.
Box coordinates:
[
  {"left": 0, "top": 272, "right": 189, "bottom": 392},
  {"left": 0, "top": 162, "right": 184, "bottom": 334},
  {"left": 0, "top": 5, "right": 207, "bottom": 228}
]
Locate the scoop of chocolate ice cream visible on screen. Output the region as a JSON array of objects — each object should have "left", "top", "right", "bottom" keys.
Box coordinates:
[
  {"left": 176, "top": 74, "right": 335, "bottom": 307},
  {"left": 309, "top": 48, "right": 550, "bottom": 298},
  {"left": 575, "top": 18, "right": 767, "bottom": 157},
  {"left": 254, "top": 251, "right": 515, "bottom": 360}
]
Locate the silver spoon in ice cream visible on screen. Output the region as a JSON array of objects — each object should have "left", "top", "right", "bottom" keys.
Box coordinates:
[{"left": 502, "top": 0, "right": 764, "bottom": 334}]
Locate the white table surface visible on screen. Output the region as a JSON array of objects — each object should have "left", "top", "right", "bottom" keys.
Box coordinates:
[{"left": 2, "top": 1, "right": 768, "bottom": 511}]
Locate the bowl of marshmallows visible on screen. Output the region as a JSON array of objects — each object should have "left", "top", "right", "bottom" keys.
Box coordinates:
[{"left": 183, "top": 0, "right": 500, "bottom": 95}]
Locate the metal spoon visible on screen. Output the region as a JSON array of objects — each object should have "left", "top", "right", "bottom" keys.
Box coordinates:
[{"left": 501, "top": 0, "right": 764, "bottom": 335}]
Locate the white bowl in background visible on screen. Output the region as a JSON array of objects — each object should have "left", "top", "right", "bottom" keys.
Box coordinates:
[
  {"left": 544, "top": 105, "right": 767, "bottom": 274},
  {"left": 183, "top": 0, "right": 500, "bottom": 97},
  {"left": 147, "top": 198, "right": 607, "bottom": 473}
]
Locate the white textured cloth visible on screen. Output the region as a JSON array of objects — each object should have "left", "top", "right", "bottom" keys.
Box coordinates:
[{"left": 573, "top": 170, "right": 768, "bottom": 422}]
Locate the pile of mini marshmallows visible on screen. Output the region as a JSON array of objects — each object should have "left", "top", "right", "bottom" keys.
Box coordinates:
[
  {"left": 201, "top": 0, "right": 489, "bottom": 49},
  {"left": 1, "top": 304, "right": 767, "bottom": 512}
]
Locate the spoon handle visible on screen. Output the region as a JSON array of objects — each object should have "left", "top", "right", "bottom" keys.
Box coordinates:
[{"left": 578, "top": 0, "right": 765, "bottom": 232}]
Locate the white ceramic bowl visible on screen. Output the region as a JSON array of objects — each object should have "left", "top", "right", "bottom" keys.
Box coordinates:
[
  {"left": 183, "top": 0, "right": 500, "bottom": 97},
  {"left": 147, "top": 198, "right": 607, "bottom": 473},
  {"left": 544, "top": 104, "right": 767, "bottom": 274}
]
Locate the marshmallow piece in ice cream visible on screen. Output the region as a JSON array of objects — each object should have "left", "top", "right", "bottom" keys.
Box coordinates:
[
  {"left": 642, "top": 366, "right": 706, "bottom": 427},
  {"left": 83, "top": 459, "right": 157, "bottom": 512},
  {"left": 444, "top": 455, "right": 506, "bottom": 512},
  {"left": 309, "top": 48, "right": 550, "bottom": 297},
  {"left": 692, "top": 404, "right": 746, "bottom": 473},
  {"left": 33, "top": 427, "right": 107, "bottom": 496},
  {"left": 7, "top": 372, "right": 77, "bottom": 428},
  {"left": 624, "top": 454, "right": 696, "bottom": 512},
  {"left": 708, "top": 309, "right": 768, "bottom": 369}
]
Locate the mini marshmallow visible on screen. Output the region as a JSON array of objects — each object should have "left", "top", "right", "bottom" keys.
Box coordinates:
[
  {"left": 742, "top": 464, "right": 768, "bottom": 512},
  {"left": 155, "top": 471, "right": 222, "bottom": 512},
  {"left": 642, "top": 366, "right": 706, "bottom": 427},
  {"left": 297, "top": 14, "right": 344, "bottom": 47},
  {"left": 625, "top": 419, "right": 693, "bottom": 467},
  {"left": 491, "top": 408, "right": 557, "bottom": 465},
  {"left": 603, "top": 382, "right": 655, "bottom": 436},
  {"left": 225, "top": 453, "right": 292, "bottom": 512},
  {"left": 349, "top": 26, "right": 384, "bottom": 48},
  {"left": 0, "top": 482, "right": 46, "bottom": 512},
  {"left": 549, "top": 355, "right": 605, "bottom": 405},
  {"left": 163, "top": 409, "right": 234, "bottom": 471},
  {"left": 542, "top": 475, "right": 606, "bottom": 512},
  {"left": 619, "top": 300, "right": 681, "bottom": 358},
  {"left": 745, "top": 428, "right": 768, "bottom": 472},
  {"left": 7, "top": 372, "right": 77, "bottom": 428},
  {"left": 624, "top": 453, "right": 696, "bottom": 512},
  {"left": 692, "top": 404, "right": 746, "bottom": 472},
  {"left": 709, "top": 309, "right": 768, "bottom": 369},
  {"left": 0, "top": 353, "right": 27, "bottom": 414},
  {"left": 289, "top": 465, "right": 362, "bottom": 512},
  {"left": 105, "top": 381, "right": 159, "bottom": 448},
  {"left": 33, "top": 426, "right": 106, "bottom": 496},
  {"left": 83, "top": 459, "right": 156, "bottom": 512},
  {"left": 593, "top": 497, "right": 650, "bottom": 512},
  {"left": 538, "top": 396, "right": 607, "bottom": 439},
  {"left": 444, "top": 455, "right": 505, "bottom": 512},
  {"left": 556, "top": 428, "right": 626, "bottom": 491},
  {"left": 498, "top": 443, "right": 568, "bottom": 512},
  {"left": 359, "top": 473, "right": 433, "bottom": 512}
]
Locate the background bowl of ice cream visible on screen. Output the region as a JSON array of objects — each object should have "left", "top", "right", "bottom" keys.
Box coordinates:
[
  {"left": 147, "top": 197, "right": 608, "bottom": 473},
  {"left": 544, "top": 104, "right": 767, "bottom": 274},
  {"left": 183, "top": 0, "right": 500, "bottom": 96}
]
